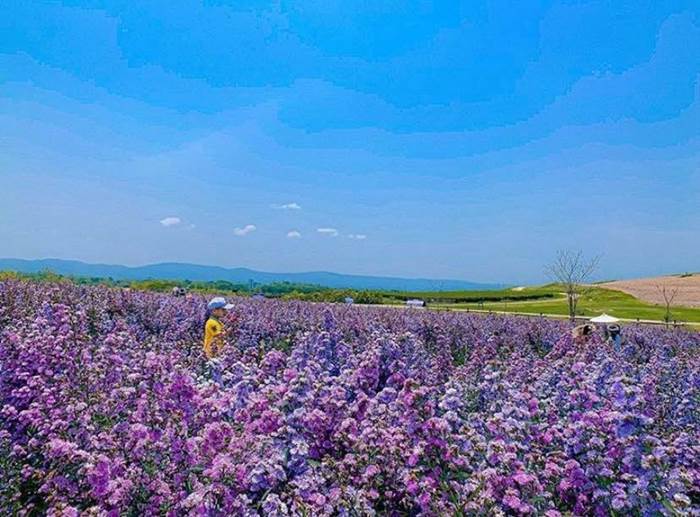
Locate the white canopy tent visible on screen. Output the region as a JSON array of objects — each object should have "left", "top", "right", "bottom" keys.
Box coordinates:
[{"left": 589, "top": 313, "right": 620, "bottom": 324}]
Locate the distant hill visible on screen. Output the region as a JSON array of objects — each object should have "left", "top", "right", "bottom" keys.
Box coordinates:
[
  {"left": 601, "top": 273, "right": 700, "bottom": 308},
  {"left": 0, "top": 258, "right": 504, "bottom": 292}
]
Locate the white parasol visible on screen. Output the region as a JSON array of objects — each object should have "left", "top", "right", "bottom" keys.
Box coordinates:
[{"left": 589, "top": 313, "right": 620, "bottom": 324}]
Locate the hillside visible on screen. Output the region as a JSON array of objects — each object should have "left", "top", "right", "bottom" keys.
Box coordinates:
[{"left": 601, "top": 274, "right": 700, "bottom": 308}]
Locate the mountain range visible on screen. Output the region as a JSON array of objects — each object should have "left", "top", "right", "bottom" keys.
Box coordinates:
[{"left": 0, "top": 258, "right": 503, "bottom": 292}]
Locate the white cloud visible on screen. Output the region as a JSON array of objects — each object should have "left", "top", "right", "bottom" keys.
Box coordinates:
[
  {"left": 160, "top": 216, "right": 181, "bottom": 227},
  {"left": 234, "top": 224, "right": 256, "bottom": 236},
  {"left": 287, "top": 230, "right": 301, "bottom": 238},
  {"left": 317, "top": 228, "right": 339, "bottom": 237},
  {"left": 348, "top": 234, "right": 367, "bottom": 240},
  {"left": 272, "top": 202, "right": 302, "bottom": 210}
]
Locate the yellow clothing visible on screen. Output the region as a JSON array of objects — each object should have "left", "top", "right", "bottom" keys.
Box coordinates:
[{"left": 203, "top": 317, "right": 224, "bottom": 359}]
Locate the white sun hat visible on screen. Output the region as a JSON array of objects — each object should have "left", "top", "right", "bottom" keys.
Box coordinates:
[{"left": 207, "top": 297, "right": 235, "bottom": 310}]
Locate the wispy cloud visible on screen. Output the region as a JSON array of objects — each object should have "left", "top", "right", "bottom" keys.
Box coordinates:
[
  {"left": 317, "top": 228, "right": 339, "bottom": 237},
  {"left": 234, "top": 224, "right": 256, "bottom": 236},
  {"left": 348, "top": 234, "right": 367, "bottom": 240},
  {"left": 272, "top": 202, "right": 302, "bottom": 210},
  {"left": 160, "top": 216, "right": 181, "bottom": 227},
  {"left": 287, "top": 230, "right": 301, "bottom": 238}
]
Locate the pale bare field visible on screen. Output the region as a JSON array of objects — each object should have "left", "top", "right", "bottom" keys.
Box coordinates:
[{"left": 601, "top": 274, "right": 700, "bottom": 307}]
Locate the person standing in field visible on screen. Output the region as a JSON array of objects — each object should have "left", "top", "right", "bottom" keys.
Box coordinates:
[
  {"left": 571, "top": 323, "right": 597, "bottom": 344},
  {"left": 606, "top": 324, "right": 622, "bottom": 351},
  {"left": 547, "top": 323, "right": 597, "bottom": 358},
  {"left": 204, "top": 297, "right": 235, "bottom": 359}
]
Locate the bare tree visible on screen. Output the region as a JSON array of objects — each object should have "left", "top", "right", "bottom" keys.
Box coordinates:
[
  {"left": 656, "top": 284, "right": 679, "bottom": 328},
  {"left": 546, "top": 250, "right": 601, "bottom": 322}
]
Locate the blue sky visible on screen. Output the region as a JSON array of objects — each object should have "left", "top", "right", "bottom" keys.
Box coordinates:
[{"left": 1, "top": 0, "right": 699, "bottom": 284}]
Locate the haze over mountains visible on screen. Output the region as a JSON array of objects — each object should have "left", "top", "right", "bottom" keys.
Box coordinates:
[{"left": 0, "top": 258, "right": 504, "bottom": 292}]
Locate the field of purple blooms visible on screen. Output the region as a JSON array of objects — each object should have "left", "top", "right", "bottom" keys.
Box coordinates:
[{"left": 1, "top": 280, "right": 699, "bottom": 516}]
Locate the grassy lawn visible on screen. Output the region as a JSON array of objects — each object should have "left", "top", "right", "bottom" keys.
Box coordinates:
[{"left": 428, "top": 286, "right": 700, "bottom": 324}]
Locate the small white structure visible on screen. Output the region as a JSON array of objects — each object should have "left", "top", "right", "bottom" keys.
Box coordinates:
[
  {"left": 344, "top": 297, "right": 354, "bottom": 304},
  {"left": 406, "top": 299, "right": 425, "bottom": 308},
  {"left": 171, "top": 286, "right": 187, "bottom": 297},
  {"left": 252, "top": 293, "right": 266, "bottom": 301},
  {"left": 590, "top": 313, "right": 620, "bottom": 324}
]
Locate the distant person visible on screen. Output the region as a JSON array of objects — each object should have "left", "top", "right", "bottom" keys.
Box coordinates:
[
  {"left": 548, "top": 323, "right": 597, "bottom": 358},
  {"left": 607, "top": 324, "right": 622, "bottom": 351},
  {"left": 204, "top": 297, "right": 235, "bottom": 359},
  {"left": 571, "top": 323, "right": 597, "bottom": 344}
]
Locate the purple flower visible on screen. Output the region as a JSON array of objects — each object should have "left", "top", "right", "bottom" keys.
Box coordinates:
[
  {"left": 262, "top": 493, "right": 288, "bottom": 516},
  {"left": 1, "top": 280, "right": 698, "bottom": 516}
]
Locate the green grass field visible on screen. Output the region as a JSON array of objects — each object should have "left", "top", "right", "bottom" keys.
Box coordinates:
[
  {"left": 380, "top": 286, "right": 558, "bottom": 304},
  {"left": 425, "top": 285, "right": 700, "bottom": 324}
]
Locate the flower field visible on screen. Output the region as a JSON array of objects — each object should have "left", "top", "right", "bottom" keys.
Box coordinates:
[{"left": 1, "top": 281, "right": 698, "bottom": 516}]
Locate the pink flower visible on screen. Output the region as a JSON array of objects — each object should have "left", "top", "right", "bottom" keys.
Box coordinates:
[
  {"left": 503, "top": 494, "right": 522, "bottom": 510},
  {"left": 406, "top": 479, "right": 419, "bottom": 495},
  {"left": 364, "top": 464, "right": 381, "bottom": 478},
  {"left": 513, "top": 471, "right": 533, "bottom": 485}
]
